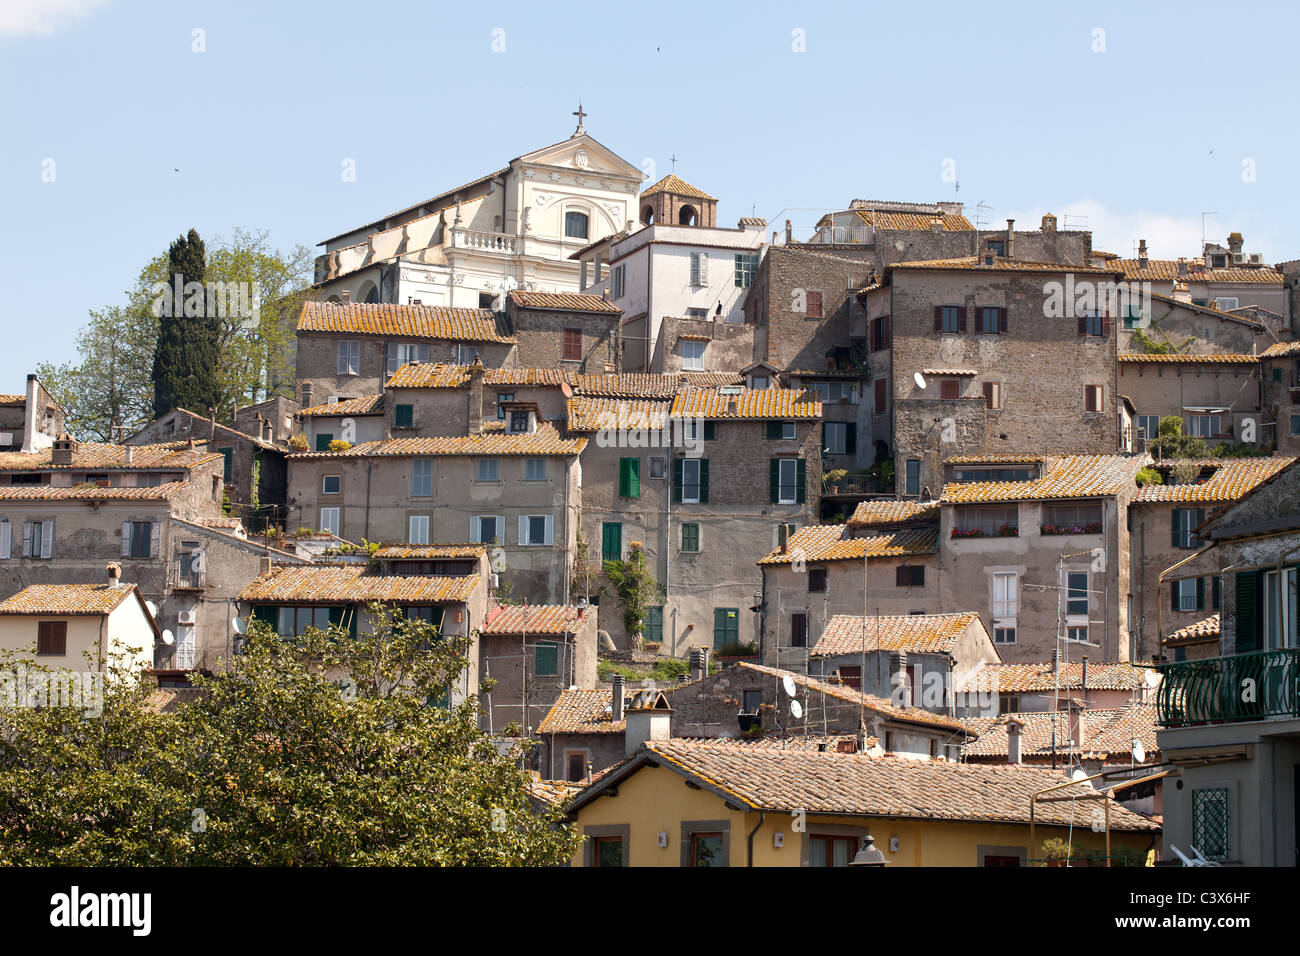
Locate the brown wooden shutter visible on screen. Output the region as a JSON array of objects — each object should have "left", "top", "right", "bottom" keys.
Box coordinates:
[
  {"left": 999, "top": 307, "right": 1009, "bottom": 333},
  {"left": 933, "top": 306, "right": 943, "bottom": 332},
  {"left": 1102, "top": 315, "right": 1111, "bottom": 337},
  {"left": 1078, "top": 316, "right": 1087, "bottom": 335},
  {"left": 883, "top": 314, "right": 891, "bottom": 347},
  {"left": 958, "top": 307, "right": 968, "bottom": 332}
]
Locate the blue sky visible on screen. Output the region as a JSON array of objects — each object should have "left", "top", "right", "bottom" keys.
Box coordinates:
[{"left": 2, "top": 0, "right": 1297, "bottom": 388}]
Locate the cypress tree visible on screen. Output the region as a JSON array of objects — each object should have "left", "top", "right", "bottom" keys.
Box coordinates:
[{"left": 152, "top": 229, "right": 220, "bottom": 418}]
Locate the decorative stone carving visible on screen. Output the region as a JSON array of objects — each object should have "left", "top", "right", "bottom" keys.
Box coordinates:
[{"left": 574, "top": 150, "right": 590, "bottom": 169}]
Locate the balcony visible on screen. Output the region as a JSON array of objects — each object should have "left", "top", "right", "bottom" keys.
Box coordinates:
[
  {"left": 821, "top": 473, "right": 884, "bottom": 496},
  {"left": 168, "top": 566, "right": 205, "bottom": 591},
  {"left": 1156, "top": 648, "right": 1300, "bottom": 727}
]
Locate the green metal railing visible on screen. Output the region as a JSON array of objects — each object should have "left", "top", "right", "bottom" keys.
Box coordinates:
[{"left": 1156, "top": 648, "right": 1300, "bottom": 727}]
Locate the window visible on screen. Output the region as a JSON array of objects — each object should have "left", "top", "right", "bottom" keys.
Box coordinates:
[
  {"left": 319, "top": 507, "right": 340, "bottom": 535},
  {"left": 713, "top": 608, "right": 739, "bottom": 649},
  {"left": 1261, "top": 567, "right": 1299, "bottom": 650},
  {"left": 508, "top": 409, "right": 531, "bottom": 433},
  {"left": 455, "top": 344, "right": 480, "bottom": 365},
  {"left": 1212, "top": 297, "right": 1239, "bottom": 311},
  {"left": 37, "top": 621, "right": 67, "bottom": 656},
  {"left": 807, "top": 834, "right": 858, "bottom": 867},
  {"left": 681, "top": 522, "right": 700, "bottom": 552},
  {"left": 940, "top": 379, "right": 960, "bottom": 400},
  {"left": 771, "top": 458, "right": 802, "bottom": 504},
  {"left": 689, "top": 252, "right": 708, "bottom": 287},
  {"left": 471, "top": 515, "right": 502, "bottom": 544},
  {"left": 789, "top": 613, "right": 807, "bottom": 648},
  {"left": 648, "top": 457, "right": 665, "bottom": 479},
  {"left": 896, "top": 565, "right": 925, "bottom": 587},
  {"left": 22, "top": 520, "right": 53, "bottom": 559},
  {"left": 1079, "top": 312, "right": 1106, "bottom": 337},
  {"left": 983, "top": 382, "right": 1002, "bottom": 410},
  {"left": 519, "top": 514, "right": 554, "bottom": 546},
  {"left": 407, "top": 515, "right": 429, "bottom": 544},
  {"left": 837, "top": 666, "right": 861, "bottom": 689},
  {"left": 322, "top": 475, "right": 341, "bottom": 495},
  {"left": 562, "top": 328, "right": 583, "bottom": 361},
  {"left": 1042, "top": 503, "right": 1103, "bottom": 534},
  {"left": 734, "top": 253, "right": 758, "bottom": 288},
  {"left": 476, "top": 458, "right": 499, "bottom": 482},
  {"left": 742, "top": 689, "right": 762, "bottom": 714},
  {"left": 1172, "top": 508, "right": 1206, "bottom": 549},
  {"left": 592, "top": 836, "right": 624, "bottom": 867},
  {"left": 393, "top": 403, "right": 414, "bottom": 429},
  {"left": 216, "top": 447, "right": 233, "bottom": 482},
  {"left": 1292, "top": 413, "right": 1300, "bottom": 437},
  {"left": 1173, "top": 578, "right": 1200, "bottom": 612},
  {"left": 387, "top": 342, "right": 431, "bottom": 375},
  {"left": 805, "top": 291, "right": 823, "bottom": 318},
  {"left": 125, "top": 521, "right": 154, "bottom": 559},
  {"left": 905, "top": 459, "right": 920, "bottom": 497},
  {"left": 1136, "top": 415, "right": 1160, "bottom": 441},
  {"left": 314, "top": 433, "right": 334, "bottom": 452},
  {"left": 337, "top": 340, "right": 360, "bottom": 376},
  {"left": 643, "top": 606, "right": 664, "bottom": 643},
  {"left": 524, "top": 458, "right": 546, "bottom": 481},
  {"left": 870, "top": 315, "right": 891, "bottom": 351},
  {"left": 808, "top": 568, "right": 828, "bottom": 592},
  {"left": 1084, "top": 384, "right": 1104, "bottom": 412},
  {"left": 566, "top": 752, "right": 589, "bottom": 783},
  {"left": 823, "top": 421, "right": 853, "bottom": 455},
  {"left": 1067, "top": 625, "right": 1089, "bottom": 643},
  {"left": 686, "top": 307, "right": 709, "bottom": 320},
  {"left": 954, "top": 505, "right": 1018, "bottom": 537},
  {"left": 535, "top": 642, "right": 558, "bottom": 677},
  {"left": 611, "top": 264, "right": 625, "bottom": 299},
  {"left": 496, "top": 393, "right": 514, "bottom": 420},
  {"left": 677, "top": 458, "right": 705, "bottom": 504},
  {"left": 688, "top": 830, "right": 725, "bottom": 867},
  {"left": 993, "top": 571, "right": 1018, "bottom": 619},
  {"left": 1188, "top": 414, "right": 1223, "bottom": 438},
  {"left": 935, "top": 305, "right": 963, "bottom": 333},
  {"left": 564, "top": 210, "right": 589, "bottom": 239},
  {"left": 601, "top": 522, "right": 622, "bottom": 563},
  {"left": 766, "top": 421, "right": 797, "bottom": 441},
  {"left": 1192, "top": 788, "right": 1230, "bottom": 861},
  {"left": 976, "top": 306, "right": 1007, "bottom": 334},
  {"left": 812, "top": 381, "right": 858, "bottom": 404},
  {"left": 681, "top": 339, "right": 706, "bottom": 371},
  {"left": 1067, "top": 571, "right": 1089, "bottom": 617},
  {"left": 994, "top": 627, "right": 1016, "bottom": 645},
  {"left": 618, "top": 457, "right": 640, "bottom": 498},
  {"left": 412, "top": 459, "right": 433, "bottom": 497}
]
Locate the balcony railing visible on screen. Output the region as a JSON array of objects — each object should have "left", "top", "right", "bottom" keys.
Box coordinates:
[
  {"left": 821, "top": 473, "right": 884, "bottom": 496},
  {"left": 1156, "top": 648, "right": 1300, "bottom": 727}
]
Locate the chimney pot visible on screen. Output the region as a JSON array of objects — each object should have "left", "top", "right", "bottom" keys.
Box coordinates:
[
  {"left": 340, "top": 290, "right": 350, "bottom": 304},
  {"left": 1006, "top": 717, "right": 1023, "bottom": 765},
  {"left": 785, "top": 219, "right": 792, "bottom": 244},
  {"left": 105, "top": 562, "right": 122, "bottom": 589},
  {"left": 611, "top": 674, "right": 626, "bottom": 723}
]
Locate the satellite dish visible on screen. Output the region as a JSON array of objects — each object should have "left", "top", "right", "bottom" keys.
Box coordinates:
[
  {"left": 161, "top": 628, "right": 174, "bottom": 646},
  {"left": 781, "top": 675, "right": 797, "bottom": 698},
  {"left": 1144, "top": 669, "right": 1162, "bottom": 688},
  {"left": 913, "top": 372, "right": 927, "bottom": 390},
  {"left": 145, "top": 600, "right": 158, "bottom": 616},
  {"left": 1132, "top": 740, "right": 1146, "bottom": 763},
  {"left": 1070, "top": 767, "right": 1088, "bottom": 782},
  {"left": 232, "top": 617, "right": 244, "bottom": 634},
  {"left": 789, "top": 699, "right": 804, "bottom": 719}
]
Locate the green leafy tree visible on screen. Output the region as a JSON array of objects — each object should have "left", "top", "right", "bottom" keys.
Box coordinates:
[
  {"left": 1150, "top": 415, "right": 1207, "bottom": 460},
  {"left": 0, "top": 609, "right": 580, "bottom": 866},
  {"left": 603, "top": 541, "right": 666, "bottom": 650},
  {"left": 152, "top": 229, "right": 221, "bottom": 419}
]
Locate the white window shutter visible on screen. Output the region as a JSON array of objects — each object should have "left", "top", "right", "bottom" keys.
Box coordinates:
[
  {"left": 121, "top": 521, "right": 131, "bottom": 558},
  {"left": 545, "top": 514, "right": 555, "bottom": 546},
  {"left": 21, "top": 521, "right": 32, "bottom": 558},
  {"left": 41, "top": 521, "right": 53, "bottom": 559},
  {"left": 699, "top": 253, "right": 709, "bottom": 285},
  {"left": 518, "top": 515, "right": 529, "bottom": 546},
  {"left": 150, "top": 522, "right": 161, "bottom": 558},
  {"left": 470, "top": 517, "right": 480, "bottom": 543},
  {"left": 0, "top": 521, "right": 9, "bottom": 560}
]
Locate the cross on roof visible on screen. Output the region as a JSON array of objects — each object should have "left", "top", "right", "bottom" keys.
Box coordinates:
[
  {"left": 572, "top": 102, "right": 587, "bottom": 135},
  {"left": 670, "top": 153, "right": 678, "bottom": 173}
]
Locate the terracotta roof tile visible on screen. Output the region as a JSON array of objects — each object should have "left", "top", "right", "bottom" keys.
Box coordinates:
[
  {"left": 1261, "top": 341, "right": 1300, "bottom": 358},
  {"left": 537, "top": 688, "right": 625, "bottom": 734},
  {"left": 507, "top": 290, "right": 620, "bottom": 314},
  {"left": 1133, "top": 457, "right": 1294, "bottom": 503},
  {"left": 958, "top": 661, "right": 1157, "bottom": 694},
  {"left": 846, "top": 500, "right": 940, "bottom": 529},
  {"left": 1119, "top": 352, "right": 1258, "bottom": 365},
  {"left": 0, "top": 582, "right": 139, "bottom": 615},
  {"left": 0, "top": 482, "right": 188, "bottom": 501},
  {"left": 238, "top": 566, "right": 479, "bottom": 604},
  {"left": 941, "top": 455, "right": 1141, "bottom": 504},
  {"left": 0, "top": 442, "right": 220, "bottom": 473},
  {"left": 1166, "top": 613, "right": 1220, "bottom": 648},
  {"left": 759, "top": 525, "right": 939, "bottom": 565},
  {"left": 960, "top": 703, "right": 1160, "bottom": 762},
  {"left": 0, "top": 395, "right": 25, "bottom": 406},
  {"left": 891, "top": 256, "right": 1120, "bottom": 275},
  {"left": 298, "top": 395, "right": 384, "bottom": 417},
  {"left": 481, "top": 604, "right": 585, "bottom": 635},
  {"left": 297, "top": 301, "right": 515, "bottom": 343},
  {"left": 814, "top": 612, "right": 982, "bottom": 656},
  {"left": 854, "top": 209, "right": 974, "bottom": 231},
  {"left": 671, "top": 386, "right": 821, "bottom": 420},
  {"left": 640, "top": 174, "right": 716, "bottom": 201},
  {"left": 566, "top": 397, "right": 670, "bottom": 432},
  {"left": 945, "top": 454, "right": 1045, "bottom": 465},
  {"left": 567, "top": 372, "right": 741, "bottom": 398},
  {"left": 635, "top": 739, "right": 1157, "bottom": 830},
  {"left": 288, "top": 424, "right": 586, "bottom": 459},
  {"left": 1116, "top": 259, "right": 1282, "bottom": 283},
  {"left": 371, "top": 544, "right": 486, "bottom": 560}
]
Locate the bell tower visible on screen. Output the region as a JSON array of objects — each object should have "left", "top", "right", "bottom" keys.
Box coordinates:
[{"left": 639, "top": 174, "right": 717, "bottom": 228}]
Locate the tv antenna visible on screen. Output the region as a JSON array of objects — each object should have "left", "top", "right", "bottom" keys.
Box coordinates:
[
  {"left": 974, "top": 201, "right": 992, "bottom": 231},
  {"left": 1201, "top": 211, "right": 1218, "bottom": 249}
]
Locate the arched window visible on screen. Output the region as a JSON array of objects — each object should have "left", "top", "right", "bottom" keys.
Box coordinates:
[
  {"left": 641, "top": 205, "right": 655, "bottom": 225},
  {"left": 565, "top": 210, "right": 589, "bottom": 240},
  {"left": 679, "top": 204, "right": 698, "bottom": 226},
  {"left": 357, "top": 282, "right": 379, "bottom": 304}
]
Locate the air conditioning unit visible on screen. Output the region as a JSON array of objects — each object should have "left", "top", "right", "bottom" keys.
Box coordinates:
[
  {"left": 489, "top": 573, "right": 500, "bottom": 589},
  {"left": 1232, "top": 252, "right": 1246, "bottom": 264},
  {"left": 177, "top": 609, "right": 197, "bottom": 625},
  {"left": 1249, "top": 253, "right": 1264, "bottom": 265}
]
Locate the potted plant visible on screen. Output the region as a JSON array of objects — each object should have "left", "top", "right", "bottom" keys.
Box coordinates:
[
  {"left": 825, "top": 468, "right": 848, "bottom": 493},
  {"left": 288, "top": 434, "right": 308, "bottom": 452}
]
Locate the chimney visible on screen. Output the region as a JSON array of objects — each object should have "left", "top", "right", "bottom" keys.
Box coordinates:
[
  {"left": 1006, "top": 716, "right": 1024, "bottom": 765},
  {"left": 689, "top": 648, "right": 708, "bottom": 682},
  {"left": 785, "top": 219, "right": 792, "bottom": 244},
  {"left": 1069, "top": 700, "right": 1087, "bottom": 751},
  {"left": 300, "top": 382, "right": 314, "bottom": 409},
  {"left": 1228, "top": 231, "right": 1244, "bottom": 255},
  {"left": 624, "top": 697, "right": 673, "bottom": 756},
  {"left": 51, "top": 434, "right": 76, "bottom": 467},
  {"left": 259, "top": 555, "right": 272, "bottom": 575},
  {"left": 892, "top": 652, "right": 910, "bottom": 708},
  {"left": 105, "top": 562, "right": 122, "bottom": 589},
  {"left": 21, "top": 374, "right": 41, "bottom": 454},
  {"left": 1005, "top": 219, "right": 1015, "bottom": 258},
  {"left": 1081, "top": 655, "right": 1088, "bottom": 703},
  {"left": 611, "top": 674, "right": 626, "bottom": 723},
  {"left": 1177, "top": 257, "right": 1188, "bottom": 278},
  {"left": 123, "top": 445, "right": 134, "bottom": 465},
  {"left": 1138, "top": 239, "right": 1148, "bottom": 268},
  {"left": 340, "top": 290, "right": 350, "bottom": 304},
  {"left": 467, "top": 358, "right": 486, "bottom": 435},
  {"left": 1041, "top": 213, "right": 1057, "bottom": 233}
]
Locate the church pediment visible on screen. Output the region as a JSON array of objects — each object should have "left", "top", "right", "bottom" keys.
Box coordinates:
[{"left": 515, "top": 133, "right": 642, "bottom": 181}]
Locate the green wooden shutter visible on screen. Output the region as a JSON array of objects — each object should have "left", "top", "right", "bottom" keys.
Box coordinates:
[
  {"left": 535, "top": 642, "right": 559, "bottom": 676},
  {"left": 251, "top": 605, "right": 277, "bottom": 629},
  {"left": 218, "top": 447, "right": 233, "bottom": 480},
  {"left": 619, "top": 458, "right": 640, "bottom": 498},
  {"left": 845, "top": 425, "right": 856, "bottom": 455},
  {"left": 766, "top": 421, "right": 782, "bottom": 440},
  {"left": 1236, "top": 570, "right": 1259, "bottom": 652},
  {"left": 672, "top": 458, "right": 683, "bottom": 502},
  {"left": 699, "top": 458, "right": 709, "bottom": 503},
  {"left": 315, "top": 433, "right": 333, "bottom": 452},
  {"left": 796, "top": 458, "right": 807, "bottom": 503},
  {"left": 769, "top": 459, "right": 780, "bottom": 503},
  {"left": 395, "top": 404, "right": 414, "bottom": 428},
  {"left": 1196, "top": 576, "right": 1205, "bottom": 611},
  {"left": 602, "top": 522, "right": 622, "bottom": 563},
  {"left": 704, "top": 421, "right": 716, "bottom": 441}
]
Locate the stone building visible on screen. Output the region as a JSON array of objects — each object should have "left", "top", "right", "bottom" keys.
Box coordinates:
[
  {"left": 1116, "top": 241, "right": 1286, "bottom": 318},
  {"left": 955, "top": 659, "right": 1158, "bottom": 715},
  {"left": 0, "top": 375, "right": 64, "bottom": 452},
  {"left": 506, "top": 291, "right": 621, "bottom": 372},
  {"left": 1260, "top": 341, "right": 1300, "bottom": 454},
  {"left": 1118, "top": 354, "right": 1263, "bottom": 450},
  {"left": 296, "top": 394, "right": 387, "bottom": 451}
]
